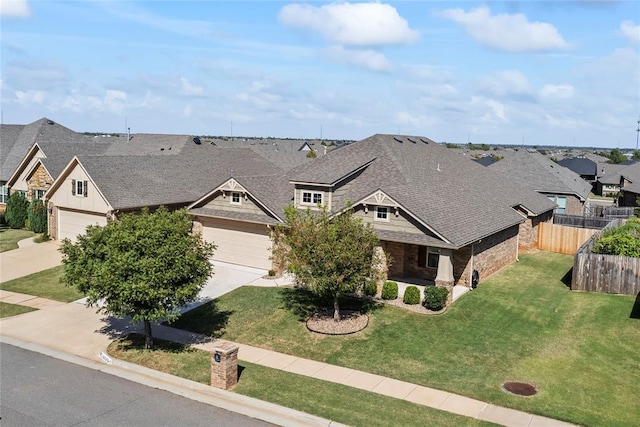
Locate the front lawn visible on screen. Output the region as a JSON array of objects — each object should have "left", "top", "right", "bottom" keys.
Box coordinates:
[
  {"left": 0, "top": 301, "right": 37, "bottom": 318},
  {"left": 173, "top": 252, "right": 640, "bottom": 427},
  {"left": 0, "top": 266, "right": 83, "bottom": 302},
  {"left": 108, "top": 335, "right": 494, "bottom": 427},
  {"left": 0, "top": 227, "right": 35, "bottom": 252}
]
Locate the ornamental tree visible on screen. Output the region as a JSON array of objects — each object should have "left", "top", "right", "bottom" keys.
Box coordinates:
[
  {"left": 60, "top": 207, "right": 215, "bottom": 348},
  {"left": 5, "top": 191, "right": 29, "bottom": 229},
  {"left": 273, "top": 205, "right": 380, "bottom": 321}
]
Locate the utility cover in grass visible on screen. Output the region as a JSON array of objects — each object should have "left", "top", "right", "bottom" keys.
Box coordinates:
[{"left": 502, "top": 381, "right": 537, "bottom": 396}]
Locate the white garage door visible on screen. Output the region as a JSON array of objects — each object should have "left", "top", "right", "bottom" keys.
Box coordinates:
[
  {"left": 201, "top": 218, "right": 272, "bottom": 270},
  {"left": 58, "top": 209, "right": 107, "bottom": 242}
]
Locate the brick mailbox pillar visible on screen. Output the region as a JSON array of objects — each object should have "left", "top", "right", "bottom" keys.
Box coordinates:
[{"left": 210, "top": 343, "right": 239, "bottom": 390}]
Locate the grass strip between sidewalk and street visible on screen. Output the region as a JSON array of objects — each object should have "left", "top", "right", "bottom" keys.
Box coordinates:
[
  {"left": 0, "top": 266, "right": 83, "bottom": 302},
  {"left": 0, "top": 301, "right": 38, "bottom": 318},
  {"left": 108, "top": 334, "right": 495, "bottom": 427}
]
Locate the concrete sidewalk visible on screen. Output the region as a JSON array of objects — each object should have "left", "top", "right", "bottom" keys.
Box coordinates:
[
  {"left": 0, "top": 290, "right": 66, "bottom": 309},
  {"left": 0, "top": 240, "right": 62, "bottom": 283},
  {"left": 0, "top": 300, "right": 576, "bottom": 427}
]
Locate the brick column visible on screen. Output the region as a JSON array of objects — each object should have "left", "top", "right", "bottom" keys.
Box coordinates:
[
  {"left": 210, "top": 343, "right": 239, "bottom": 390},
  {"left": 435, "top": 249, "right": 454, "bottom": 306}
]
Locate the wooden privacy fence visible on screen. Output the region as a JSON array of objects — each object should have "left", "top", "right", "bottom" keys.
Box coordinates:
[
  {"left": 537, "top": 222, "right": 598, "bottom": 255},
  {"left": 571, "top": 219, "right": 640, "bottom": 295}
]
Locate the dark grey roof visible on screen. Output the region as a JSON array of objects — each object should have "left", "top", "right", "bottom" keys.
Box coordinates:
[
  {"left": 75, "top": 148, "right": 283, "bottom": 210},
  {"left": 208, "top": 138, "right": 314, "bottom": 170},
  {"left": 289, "top": 134, "right": 555, "bottom": 248},
  {"left": 1, "top": 118, "right": 90, "bottom": 181},
  {"left": 489, "top": 150, "right": 592, "bottom": 201},
  {"left": 473, "top": 156, "right": 499, "bottom": 167},
  {"left": 102, "top": 133, "right": 194, "bottom": 155},
  {"left": 36, "top": 142, "right": 113, "bottom": 181},
  {"left": 620, "top": 162, "right": 640, "bottom": 183},
  {"left": 557, "top": 157, "right": 597, "bottom": 176},
  {"left": 188, "top": 207, "right": 280, "bottom": 225},
  {"left": 622, "top": 182, "right": 640, "bottom": 194},
  {"left": 597, "top": 162, "right": 629, "bottom": 185}
]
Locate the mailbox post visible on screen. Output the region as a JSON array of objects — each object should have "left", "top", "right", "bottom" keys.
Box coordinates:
[{"left": 210, "top": 342, "right": 239, "bottom": 390}]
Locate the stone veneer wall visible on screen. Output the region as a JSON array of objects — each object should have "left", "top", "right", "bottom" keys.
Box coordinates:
[
  {"left": 48, "top": 203, "right": 58, "bottom": 239},
  {"left": 26, "top": 164, "right": 53, "bottom": 202},
  {"left": 382, "top": 241, "right": 405, "bottom": 278},
  {"left": 472, "top": 225, "right": 519, "bottom": 281},
  {"left": 452, "top": 246, "right": 472, "bottom": 286},
  {"left": 381, "top": 241, "right": 436, "bottom": 282},
  {"left": 565, "top": 195, "right": 585, "bottom": 216}
]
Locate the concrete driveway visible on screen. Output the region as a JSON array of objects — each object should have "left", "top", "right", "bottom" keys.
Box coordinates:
[{"left": 0, "top": 240, "right": 62, "bottom": 283}]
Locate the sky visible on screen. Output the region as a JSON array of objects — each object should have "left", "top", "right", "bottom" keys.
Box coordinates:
[{"left": 1, "top": 1, "right": 639, "bottom": 148}]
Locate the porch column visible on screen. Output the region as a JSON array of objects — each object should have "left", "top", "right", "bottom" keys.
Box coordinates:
[{"left": 435, "top": 249, "right": 454, "bottom": 306}]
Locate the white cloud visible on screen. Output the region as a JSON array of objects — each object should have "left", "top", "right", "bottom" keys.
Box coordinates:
[
  {"left": 179, "top": 77, "right": 204, "bottom": 96},
  {"left": 60, "top": 90, "right": 127, "bottom": 114},
  {"left": 14, "top": 89, "right": 45, "bottom": 105},
  {"left": 0, "top": 0, "right": 30, "bottom": 18},
  {"left": 485, "top": 100, "right": 508, "bottom": 122},
  {"left": 540, "top": 84, "right": 575, "bottom": 99},
  {"left": 279, "top": 2, "right": 419, "bottom": 46},
  {"left": 322, "top": 46, "right": 392, "bottom": 72},
  {"left": 476, "top": 70, "right": 535, "bottom": 98},
  {"left": 620, "top": 20, "right": 640, "bottom": 44},
  {"left": 438, "top": 6, "right": 569, "bottom": 53}
]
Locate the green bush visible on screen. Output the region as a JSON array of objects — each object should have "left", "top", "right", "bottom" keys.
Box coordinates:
[
  {"left": 363, "top": 280, "right": 377, "bottom": 297},
  {"left": 5, "top": 192, "right": 29, "bottom": 229},
  {"left": 403, "top": 285, "right": 420, "bottom": 305},
  {"left": 268, "top": 269, "right": 276, "bottom": 277},
  {"left": 0, "top": 211, "right": 5, "bottom": 225},
  {"left": 381, "top": 281, "right": 398, "bottom": 300},
  {"left": 28, "top": 199, "right": 48, "bottom": 233},
  {"left": 592, "top": 219, "right": 640, "bottom": 257},
  {"left": 423, "top": 286, "right": 448, "bottom": 311}
]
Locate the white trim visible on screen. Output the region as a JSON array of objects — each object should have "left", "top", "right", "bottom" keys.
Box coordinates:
[
  {"left": 230, "top": 191, "right": 242, "bottom": 205},
  {"left": 374, "top": 206, "right": 390, "bottom": 222},
  {"left": 6, "top": 142, "right": 45, "bottom": 187},
  {"left": 300, "top": 190, "right": 324, "bottom": 206},
  {"left": 45, "top": 157, "right": 113, "bottom": 210}
]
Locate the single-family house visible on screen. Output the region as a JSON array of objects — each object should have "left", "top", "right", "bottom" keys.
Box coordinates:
[
  {"left": 595, "top": 162, "right": 629, "bottom": 196},
  {"left": 284, "top": 134, "right": 555, "bottom": 288},
  {"left": 0, "top": 118, "right": 89, "bottom": 210},
  {"left": 557, "top": 157, "right": 597, "bottom": 183},
  {"left": 619, "top": 163, "right": 640, "bottom": 207},
  {"left": 489, "top": 150, "right": 592, "bottom": 216}
]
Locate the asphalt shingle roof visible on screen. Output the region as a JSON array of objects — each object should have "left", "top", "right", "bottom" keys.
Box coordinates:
[
  {"left": 1, "top": 118, "right": 90, "bottom": 181},
  {"left": 557, "top": 157, "right": 597, "bottom": 176},
  {"left": 489, "top": 150, "right": 592, "bottom": 201},
  {"left": 289, "top": 134, "right": 555, "bottom": 248}
]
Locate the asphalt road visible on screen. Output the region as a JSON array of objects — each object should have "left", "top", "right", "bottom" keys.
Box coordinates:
[{"left": 0, "top": 343, "right": 272, "bottom": 426}]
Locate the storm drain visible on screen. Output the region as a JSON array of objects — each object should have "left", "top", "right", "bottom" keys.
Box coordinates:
[{"left": 502, "top": 381, "right": 537, "bottom": 396}]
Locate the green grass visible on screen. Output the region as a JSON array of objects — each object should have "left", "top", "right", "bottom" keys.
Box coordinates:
[
  {"left": 0, "top": 227, "right": 35, "bottom": 252},
  {"left": 0, "top": 266, "right": 83, "bottom": 302},
  {"left": 173, "top": 252, "right": 640, "bottom": 427},
  {"left": 108, "top": 334, "right": 495, "bottom": 427},
  {"left": 0, "top": 301, "right": 37, "bottom": 318}
]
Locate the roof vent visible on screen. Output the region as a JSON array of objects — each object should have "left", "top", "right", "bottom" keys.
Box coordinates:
[
  {"left": 394, "top": 136, "right": 403, "bottom": 143},
  {"left": 193, "top": 137, "right": 201, "bottom": 145},
  {"left": 407, "top": 137, "right": 417, "bottom": 144},
  {"left": 47, "top": 120, "right": 54, "bottom": 125},
  {"left": 420, "top": 138, "right": 429, "bottom": 144}
]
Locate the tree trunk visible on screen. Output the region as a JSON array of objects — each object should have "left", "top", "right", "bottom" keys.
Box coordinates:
[
  {"left": 333, "top": 294, "right": 340, "bottom": 322},
  {"left": 143, "top": 319, "right": 154, "bottom": 349}
]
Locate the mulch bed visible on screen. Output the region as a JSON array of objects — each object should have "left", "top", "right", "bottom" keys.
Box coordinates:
[
  {"left": 380, "top": 298, "right": 446, "bottom": 315},
  {"left": 306, "top": 309, "right": 369, "bottom": 335},
  {"left": 502, "top": 381, "right": 537, "bottom": 396}
]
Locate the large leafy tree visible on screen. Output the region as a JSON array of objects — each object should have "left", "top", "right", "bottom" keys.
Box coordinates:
[
  {"left": 60, "top": 207, "right": 215, "bottom": 348},
  {"left": 607, "top": 148, "right": 627, "bottom": 164},
  {"left": 273, "top": 205, "right": 380, "bottom": 321}
]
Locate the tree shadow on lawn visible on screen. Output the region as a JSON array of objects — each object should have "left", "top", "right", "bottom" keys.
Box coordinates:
[
  {"left": 167, "top": 300, "right": 234, "bottom": 338},
  {"left": 280, "top": 286, "right": 383, "bottom": 322},
  {"left": 116, "top": 333, "right": 194, "bottom": 354}
]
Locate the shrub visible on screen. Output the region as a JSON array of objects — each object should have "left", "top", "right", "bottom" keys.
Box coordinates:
[
  {"left": 28, "top": 199, "right": 48, "bottom": 233},
  {"left": 592, "top": 219, "right": 640, "bottom": 257},
  {"left": 363, "top": 280, "right": 377, "bottom": 297},
  {"left": 5, "top": 192, "right": 29, "bottom": 229},
  {"left": 423, "top": 286, "right": 448, "bottom": 311},
  {"left": 381, "top": 281, "right": 398, "bottom": 300},
  {"left": 34, "top": 234, "right": 51, "bottom": 243},
  {"left": 0, "top": 211, "right": 5, "bottom": 225},
  {"left": 268, "top": 269, "right": 276, "bottom": 277},
  {"left": 403, "top": 285, "right": 420, "bottom": 305}
]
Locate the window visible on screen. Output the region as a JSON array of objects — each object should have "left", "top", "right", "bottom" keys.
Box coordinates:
[
  {"left": 231, "top": 192, "right": 241, "bottom": 205},
  {"left": 35, "top": 189, "right": 46, "bottom": 200},
  {"left": 375, "top": 206, "right": 389, "bottom": 221},
  {"left": 418, "top": 246, "right": 440, "bottom": 269},
  {"left": 301, "top": 191, "right": 323, "bottom": 206},
  {"left": 548, "top": 195, "right": 567, "bottom": 214},
  {"left": 71, "top": 179, "right": 88, "bottom": 197},
  {"left": 0, "top": 185, "right": 7, "bottom": 204}
]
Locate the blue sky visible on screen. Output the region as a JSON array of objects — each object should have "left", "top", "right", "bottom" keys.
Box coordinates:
[{"left": 1, "top": 1, "right": 639, "bottom": 148}]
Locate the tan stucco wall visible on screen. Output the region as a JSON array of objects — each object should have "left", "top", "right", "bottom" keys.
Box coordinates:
[{"left": 353, "top": 205, "right": 428, "bottom": 236}]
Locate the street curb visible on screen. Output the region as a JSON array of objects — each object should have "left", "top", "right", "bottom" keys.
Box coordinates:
[{"left": 1, "top": 336, "right": 348, "bottom": 427}]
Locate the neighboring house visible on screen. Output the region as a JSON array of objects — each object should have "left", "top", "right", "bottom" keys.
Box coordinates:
[
  {"left": 45, "top": 148, "right": 286, "bottom": 256},
  {"left": 619, "top": 163, "right": 640, "bottom": 207},
  {"left": 489, "top": 150, "right": 592, "bottom": 216},
  {"left": 0, "top": 118, "right": 89, "bottom": 210},
  {"left": 594, "top": 162, "right": 628, "bottom": 196},
  {"left": 557, "top": 157, "right": 597, "bottom": 183},
  {"left": 285, "top": 134, "right": 555, "bottom": 288}
]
